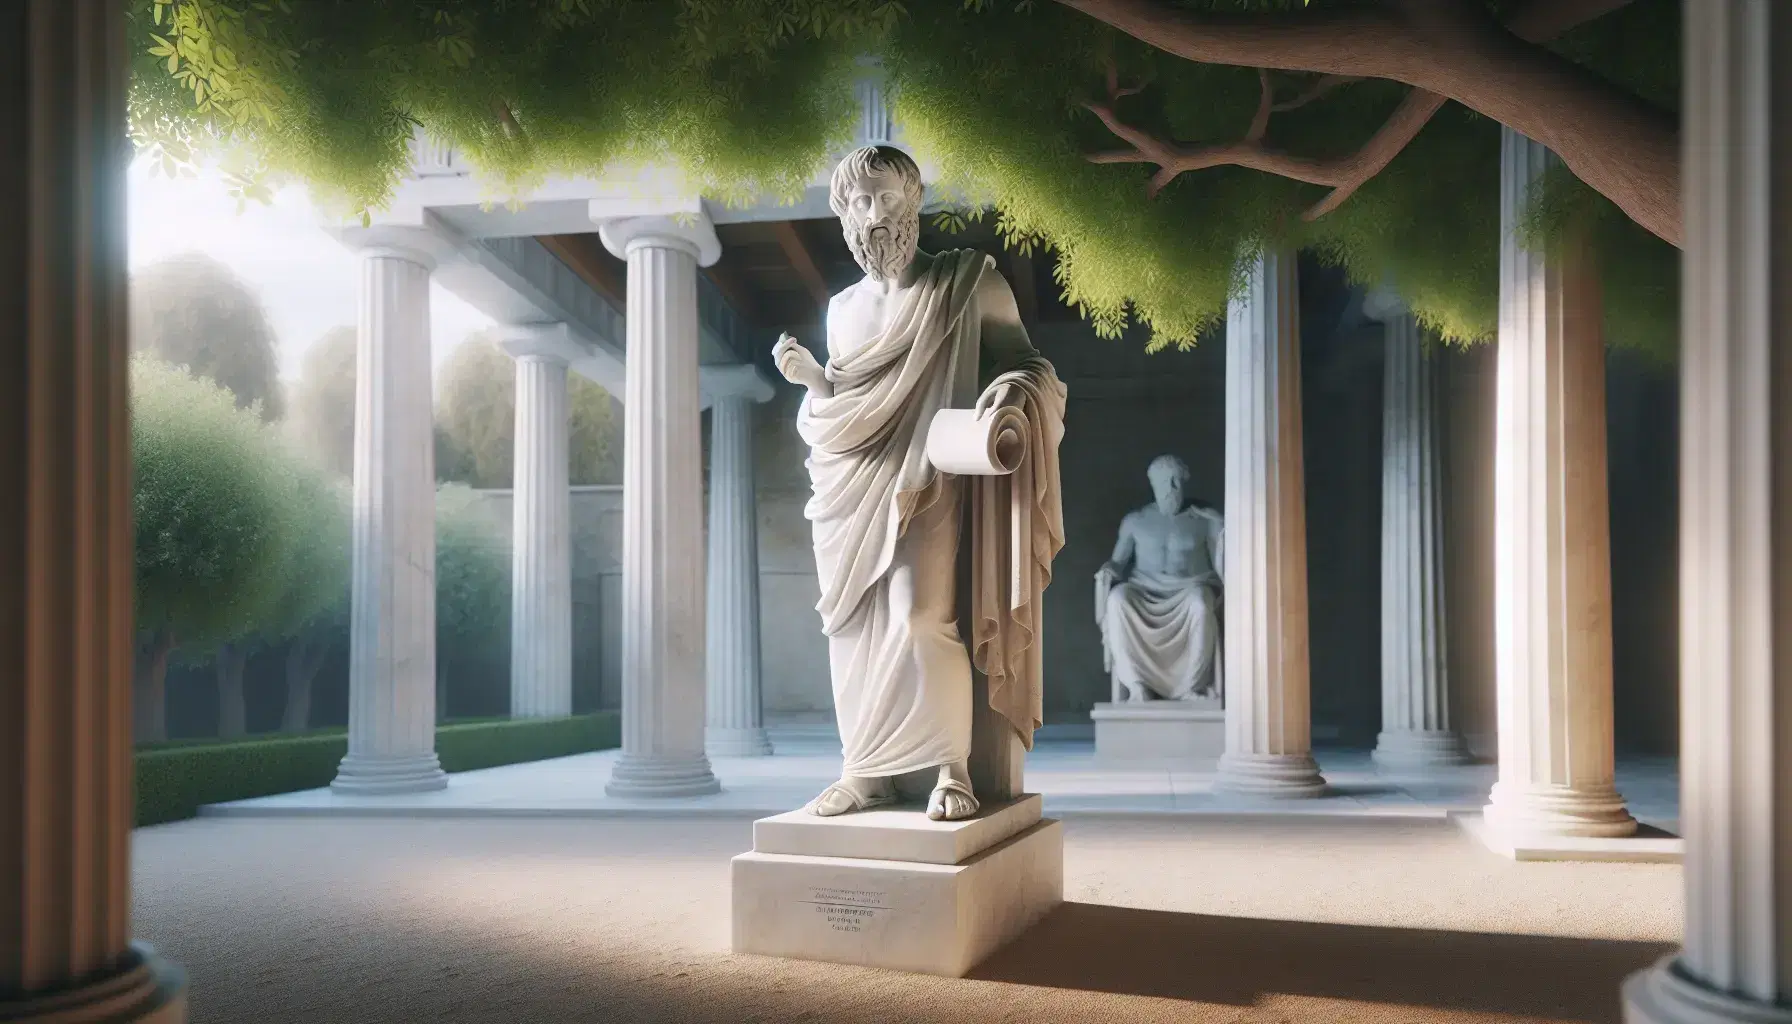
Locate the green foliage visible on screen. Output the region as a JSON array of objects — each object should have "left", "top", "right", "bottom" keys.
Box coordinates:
[
  {"left": 261, "top": 459, "right": 351, "bottom": 641},
  {"left": 130, "top": 252, "right": 287, "bottom": 420},
  {"left": 126, "top": 0, "right": 1680, "bottom": 353},
  {"left": 435, "top": 330, "right": 621, "bottom": 487},
  {"left": 126, "top": 0, "right": 872, "bottom": 219},
  {"left": 132, "top": 354, "right": 300, "bottom": 650},
  {"left": 133, "top": 711, "right": 622, "bottom": 825},
  {"left": 435, "top": 482, "right": 511, "bottom": 707},
  {"left": 286, "top": 325, "right": 358, "bottom": 477}
]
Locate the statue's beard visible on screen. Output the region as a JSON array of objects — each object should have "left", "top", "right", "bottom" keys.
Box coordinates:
[{"left": 847, "top": 215, "right": 919, "bottom": 282}]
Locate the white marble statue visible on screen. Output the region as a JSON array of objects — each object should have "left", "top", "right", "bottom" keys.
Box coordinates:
[
  {"left": 1095, "top": 455, "right": 1224, "bottom": 702},
  {"left": 772, "top": 144, "right": 1067, "bottom": 821}
]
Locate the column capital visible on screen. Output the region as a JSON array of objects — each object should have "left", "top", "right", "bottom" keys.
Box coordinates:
[
  {"left": 701, "top": 364, "right": 776, "bottom": 405},
  {"left": 498, "top": 322, "right": 586, "bottom": 366},
  {"left": 332, "top": 220, "right": 465, "bottom": 271},
  {"left": 597, "top": 213, "right": 722, "bottom": 268}
]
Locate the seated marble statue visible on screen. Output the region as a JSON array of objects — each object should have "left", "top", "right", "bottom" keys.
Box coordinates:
[
  {"left": 772, "top": 144, "right": 1066, "bottom": 822},
  {"left": 1095, "top": 455, "right": 1224, "bottom": 702}
]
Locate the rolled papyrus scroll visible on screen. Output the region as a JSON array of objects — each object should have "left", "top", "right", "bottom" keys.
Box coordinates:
[{"left": 926, "top": 406, "right": 1028, "bottom": 476}]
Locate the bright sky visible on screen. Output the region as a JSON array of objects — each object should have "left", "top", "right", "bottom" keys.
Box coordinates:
[{"left": 126, "top": 156, "right": 492, "bottom": 385}]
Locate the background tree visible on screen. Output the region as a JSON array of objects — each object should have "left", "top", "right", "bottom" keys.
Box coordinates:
[
  {"left": 130, "top": 251, "right": 287, "bottom": 420},
  {"left": 210, "top": 460, "right": 350, "bottom": 737},
  {"left": 132, "top": 354, "right": 299, "bottom": 742},
  {"left": 126, "top": 0, "right": 1680, "bottom": 354},
  {"left": 286, "top": 325, "right": 358, "bottom": 477},
  {"left": 435, "top": 330, "right": 621, "bottom": 488},
  {"left": 434, "top": 483, "right": 512, "bottom": 719}
]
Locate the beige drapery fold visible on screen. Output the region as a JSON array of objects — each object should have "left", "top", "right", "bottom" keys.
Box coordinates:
[{"left": 966, "top": 358, "right": 1065, "bottom": 750}]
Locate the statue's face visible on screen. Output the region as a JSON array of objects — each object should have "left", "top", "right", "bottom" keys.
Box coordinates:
[
  {"left": 1150, "top": 471, "right": 1184, "bottom": 514},
  {"left": 840, "top": 170, "right": 920, "bottom": 283}
]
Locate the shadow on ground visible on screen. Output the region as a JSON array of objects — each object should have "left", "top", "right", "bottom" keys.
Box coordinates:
[{"left": 973, "top": 902, "right": 1674, "bottom": 1023}]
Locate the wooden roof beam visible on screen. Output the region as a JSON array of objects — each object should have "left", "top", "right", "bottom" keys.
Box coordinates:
[
  {"left": 701, "top": 259, "right": 764, "bottom": 327},
  {"left": 537, "top": 233, "right": 625, "bottom": 306},
  {"left": 772, "top": 219, "right": 833, "bottom": 309}
]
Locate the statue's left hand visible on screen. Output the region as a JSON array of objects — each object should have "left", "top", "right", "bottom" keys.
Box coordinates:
[{"left": 974, "top": 381, "right": 1018, "bottom": 417}]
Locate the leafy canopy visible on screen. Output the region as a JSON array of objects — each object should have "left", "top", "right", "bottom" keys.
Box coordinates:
[
  {"left": 435, "top": 483, "right": 512, "bottom": 713},
  {"left": 128, "top": 0, "right": 1678, "bottom": 353},
  {"left": 132, "top": 353, "right": 301, "bottom": 648},
  {"left": 286, "top": 325, "right": 359, "bottom": 477},
  {"left": 436, "top": 330, "right": 621, "bottom": 488},
  {"left": 261, "top": 461, "right": 351, "bottom": 643},
  {"left": 129, "top": 252, "right": 287, "bottom": 420}
]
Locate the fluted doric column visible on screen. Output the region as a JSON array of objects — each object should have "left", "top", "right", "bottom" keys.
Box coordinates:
[
  {"left": 501, "top": 324, "right": 581, "bottom": 719},
  {"left": 0, "top": 2, "right": 186, "bottom": 1018},
  {"left": 599, "top": 214, "right": 722, "bottom": 797},
  {"left": 1365, "top": 290, "right": 1470, "bottom": 770},
  {"left": 331, "top": 224, "right": 456, "bottom": 795},
  {"left": 1624, "top": 6, "right": 1792, "bottom": 1022},
  {"left": 1214, "top": 249, "right": 1326, "bottom": 798},
  {"left": 704, "top": 367, "right": 776, "bottom": 758},
  {"left": 1481, "top": 128, "right": 1636, "bottom": 841}
]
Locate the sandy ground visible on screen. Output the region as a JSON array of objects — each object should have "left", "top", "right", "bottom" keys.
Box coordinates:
[{"left": 132, "top": 814, "right": 1680, "bottom": 1024}]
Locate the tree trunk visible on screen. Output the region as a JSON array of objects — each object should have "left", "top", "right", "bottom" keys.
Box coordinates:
[
  {"left": 280, "top": 635, "right": 329, "bottom": 733},
  {"left": 1055, "top": 0, "right": 1681, "bottom": 246},
  {"left": 132, "top": 631, "right": 175, "bottom": 744},
  {"left": 215, "top": 643, "right": 249, "bottom": 739}
]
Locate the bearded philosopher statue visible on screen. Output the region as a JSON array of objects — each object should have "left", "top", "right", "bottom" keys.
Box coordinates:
[{"left": 772, "top": 145, "right": 1067, "bottom": 822}]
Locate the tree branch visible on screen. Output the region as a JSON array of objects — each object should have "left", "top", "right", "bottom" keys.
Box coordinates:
[
  {"left": 1301, "top": 88, "right": 1448, "bottom": 220},
  {"left": 493, "top": 100, "right": 522, "bottom": 140},
  {"left": 1246, "top": 68, "right": 1274, "bottom": 142},
  {"left": 1084, "top": 61, "right": 1375, "bottom": 199},
  {"left": 1064, "top": 0, "right": 1677, "bottom": 244},
  {"left": 1271, "top": 74, "right": 1361, "bottom": 113},
  {"left": 1056, "top": 0, "right": 1421, "bottom": 77},
  {"left": 1502, "top": 0, "right": 1639, "bottom": 41}
]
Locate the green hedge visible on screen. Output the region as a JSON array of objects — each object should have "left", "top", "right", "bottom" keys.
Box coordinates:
[{"left": 134, "top": 712, "right": 621, "bottom": 827}]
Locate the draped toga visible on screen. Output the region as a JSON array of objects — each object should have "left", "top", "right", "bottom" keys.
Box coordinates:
[
  {"left": 1096, "top": 507, "right": 1225, "bottom": 701},
  {"left": 796, "top": 249, "right": 1065, "bottom": 778}
]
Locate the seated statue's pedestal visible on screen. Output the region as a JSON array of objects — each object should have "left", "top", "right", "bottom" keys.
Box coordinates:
[
  {"left": 1091, "top": 699, "right": 1225, "bottom": 766},
  {"left": 731, "top": 794, "right": 1062, "bottom": 977}
]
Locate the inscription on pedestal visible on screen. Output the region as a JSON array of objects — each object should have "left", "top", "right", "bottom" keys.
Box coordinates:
[{"left": 803, "top": 887, "right": 889, "bottom": 933}]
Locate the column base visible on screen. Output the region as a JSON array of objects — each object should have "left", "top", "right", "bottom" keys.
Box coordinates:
[
  {"left": 1213, "top": 752, "right": 1328, "bottom": 798},
  {"left": 706, "top": 726, "right": 774, "bottom": 758},
  {"left": 1624, "top": 954, "right": 1792, "bottom": 1024},
  {"left": 0, "top": 942, "right": 187, "bottom": 1023},
  {"left": 606, "top": 752, "right": 722, "bottom": 798},
  {"left": 331, "top": 752, "right": 449, "bottom": 795},
  {"left": 1484, "top": 780, "right": 1637, "bottom": 839},
  {"left": 1372, "top": 729, "right": 1473, "bottom": 771}
]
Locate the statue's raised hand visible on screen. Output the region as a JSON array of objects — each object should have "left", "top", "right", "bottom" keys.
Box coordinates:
[
  {"left": 974, "top": 381, "right": 1019, "bottom": 418},
  {"left": 773, "top": 333, "right": 830, "bottom": 396}
]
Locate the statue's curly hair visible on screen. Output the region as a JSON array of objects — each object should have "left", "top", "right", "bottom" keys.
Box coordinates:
[{"left": 828, "top": 145, "right": 924, "bottom": 218}]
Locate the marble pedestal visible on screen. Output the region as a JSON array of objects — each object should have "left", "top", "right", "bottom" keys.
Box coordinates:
[
  {"left": 1091, "top": 700, "right": 1225, "bottom": 766},
  {"left": 732, "top": 795, "right": 1062, "bottom": 977}
]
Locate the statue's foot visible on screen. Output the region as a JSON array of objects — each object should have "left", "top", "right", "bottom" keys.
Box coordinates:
[
  {"left": 926, "top": 777, "right": 980, "bottom": 821},
  {"left": 1121, "top": 682, "right": 1149, "bottom": 703},
  {"left": 806, "top": 776, "right": 896, "bottom": 817}
]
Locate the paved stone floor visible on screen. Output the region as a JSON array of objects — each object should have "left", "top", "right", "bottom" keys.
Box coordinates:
[
  {"left": 209, "top": 728, "right": 1681, "bottom": 834},
  {"left": 134, "top": 813, "right": 1684, "bottom": 1023}
]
